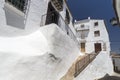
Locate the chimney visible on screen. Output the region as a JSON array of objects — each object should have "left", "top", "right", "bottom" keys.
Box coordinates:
[
  {"left": 88, "top": 17, "right": 91, "bottom": 20},
  {"left": 75, "top": 20, "right": 77, "bottom": 22}
]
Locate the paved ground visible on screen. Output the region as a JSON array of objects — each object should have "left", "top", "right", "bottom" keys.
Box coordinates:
[
  {"left": 97, "top": 73, "right": 120, "bottom": 80},
  {"left": 98, "top": 76, "right": 120, "bottom": 80}
]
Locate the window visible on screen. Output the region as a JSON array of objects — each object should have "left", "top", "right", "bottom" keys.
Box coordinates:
[
  {"left": 51, "top": 0, "right": 63, "bottom": 11},
  {"left": 94, "top": 31, "right": 100, "bottom": 37},
  {"left": 5, "top": 0, "right": 28, "bottom": 13},
  {"left": 81, "top": 24, "right": 84, "bottom": 28},
  {"left": 45, "top": 2, "right": 59, "bottom": 25},
  {"left": 103, "top": 43, "right": 106, "bottom": 51},
  {"left": 65, "top": 10, "right": 70, "bottom": 24},
  {"left": 58, "top": 0, "right": 63, "bottom": 10},
  {"left": 81, "top": 30, "right": 88, "bottom": 39},
  {"left": 94, "top": 22, "right": 98, "bottom": 26}
]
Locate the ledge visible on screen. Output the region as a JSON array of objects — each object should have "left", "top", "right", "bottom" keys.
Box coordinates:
[{"left": 4, "top": 2, "right": 25, "bottom": 17}]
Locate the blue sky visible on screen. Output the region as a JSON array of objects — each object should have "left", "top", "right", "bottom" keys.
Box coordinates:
[{"left": 67, "top": 0, "right": 120, "bottom": 53}]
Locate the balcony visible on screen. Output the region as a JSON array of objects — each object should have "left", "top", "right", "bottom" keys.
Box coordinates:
[
  {"left": 76, "top": 30, "right": 89, "bottom": 42},
  {"left": 40, "top": 11, "right": 80, "bottom": 48},
  {"left": 76, "top": 25, "right": 89, "bottom": 31},
  {"left": 51, "top": 0, "right": 63, "bottom": 11},
  {"left": 77, "top": 38, "right": 86, "bottom": 42}
]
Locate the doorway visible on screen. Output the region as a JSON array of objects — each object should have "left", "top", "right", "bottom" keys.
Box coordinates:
[
  {"left": 45, "top": 2, "right": 59, "bottom": 25},
  {"left": 81, "top": 43, "right": 86, "bottom": 53},
  {"left": 94, "top": 43, "right": 102, "bottom": 53}
]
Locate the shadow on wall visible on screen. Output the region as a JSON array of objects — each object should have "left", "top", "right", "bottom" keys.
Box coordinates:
[{"left": 4, "top": 4, "right": 26, "bottom": 29}]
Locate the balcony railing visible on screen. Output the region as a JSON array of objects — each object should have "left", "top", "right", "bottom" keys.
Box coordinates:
[
  {"left": 77, "top": 38, "right": 86, "bottom": 43},
  {"left": 40, "top": 12, "right": 80, "bottom": 47},
  {"left": 74, "top": 52, "right": 100, "bottom": 77},
  {"left": 77, "top": 33, "right": 88, "bottom": 40},
  {"left": 81, "top": 34, "right": 87, "bottom": 39},
  {"left": 76, "top": 25, "right": 89, "bottom": 31}
]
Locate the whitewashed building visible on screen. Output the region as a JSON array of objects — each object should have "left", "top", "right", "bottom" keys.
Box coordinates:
[
  {"left": 0, "top": 0, "right": 77, "bottom": 37},
  {"left": 74, "top": 18, "right": 111, "bottom": 54},
  {"left": 0, "top": 0, "right": 113, "bottom": 80},
  {"left": 0, "top": 0, "right": 81, "bottom": 80}
]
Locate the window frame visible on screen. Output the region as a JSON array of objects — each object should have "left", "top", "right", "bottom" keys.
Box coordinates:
[
  {"left": 94, "top": 30, "right": 100, "bottom": 37},
  {"left": 94, "top": 22, "right": 98, "bottom": 26},
  {"left": 81, "top": 24, "right": 85, "bottom": 28},
  {"left": 5, "top": 0, "right": 29, "bottom": 13},
  {"left": 65, "top": 9, "right": 70, "bottom": 24}
]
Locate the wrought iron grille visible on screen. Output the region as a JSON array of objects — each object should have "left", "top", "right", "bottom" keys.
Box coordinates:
[
  {"left": 40, "top": 11, "right": 80, "bottom": 47},
  {"left": 5, "top": 0, "right": 28, "bottom": 13}
]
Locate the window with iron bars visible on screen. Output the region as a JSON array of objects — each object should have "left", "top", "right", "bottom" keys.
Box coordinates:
[
  {"left": 51, "top": 0, "right": 63, "bottom": 11},
  {"left": 5, "top": 0, "right": 28, "bottom": 13}
]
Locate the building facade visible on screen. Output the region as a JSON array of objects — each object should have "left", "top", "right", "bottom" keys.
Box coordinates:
[
  {"left": 74, "top": 18, "right": 111, "bottom": 54},
  {"left": 0, "top": 1, "right": 113, "bottom": 80},
  {"left": 0, "top": 0, "right": 76, "bottom": 38},
  {"left": 0, "top": 1, "right": 81, "bottom": 80}
]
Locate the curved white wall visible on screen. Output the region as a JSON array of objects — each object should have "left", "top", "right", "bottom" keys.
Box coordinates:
[
  {"left": 0, "top": 0, "right": 81, "bottom": 80},
  {"left": 0, "top": 24, "right": 81, "bottom": 80}
]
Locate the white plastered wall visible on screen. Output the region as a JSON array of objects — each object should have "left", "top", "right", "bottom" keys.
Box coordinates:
[{"left": 75, "top": 19, "right": 111, "bottom": 54}]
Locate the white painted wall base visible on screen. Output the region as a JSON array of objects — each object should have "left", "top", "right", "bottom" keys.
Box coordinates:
[{"left": 0, "top": 24, "right": 82, "bottom": 80}]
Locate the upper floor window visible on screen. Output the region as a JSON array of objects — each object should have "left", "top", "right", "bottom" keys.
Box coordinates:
[
  {"left": 81, "top": 24, "right": 85, "bottom": 28},
  {"left": 5, "top": 0, "right": 28, "bottom": 13},
  {"left": 94, "top": 22, "right": 98, "bottom": 26},
  {"left": 51, "top": 0, "right": 63, "bottom": 11},
  {"left": 65, "top": 10, "right": 70, "bottom": 24},
  {"left": 94, "top": 31, "right": 100, "bottom": 37}
]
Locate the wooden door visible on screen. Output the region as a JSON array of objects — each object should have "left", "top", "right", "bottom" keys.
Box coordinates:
[
  {"left": 94, "top": 43, "right": 101, "bottom": 53},
  {"left": 81, "top": 43, "right": 85, "bottom": 53}
]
